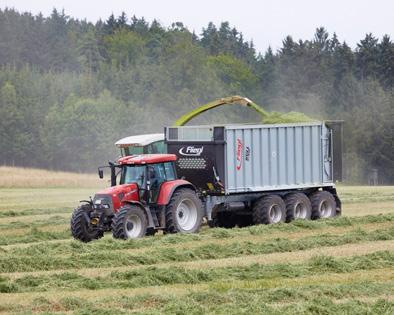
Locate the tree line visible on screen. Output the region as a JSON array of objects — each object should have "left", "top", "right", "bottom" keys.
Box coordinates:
[{"left": 0, "top": 8, "right": 393, "bottom": 183}]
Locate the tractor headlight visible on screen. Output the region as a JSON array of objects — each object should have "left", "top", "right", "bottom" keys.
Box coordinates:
[{"left": 93, "top": 198, "right": 110, "bottom": 210}]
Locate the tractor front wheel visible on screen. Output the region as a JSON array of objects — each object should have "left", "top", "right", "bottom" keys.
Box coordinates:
[
  {"left": 71, "top": 206, "right": 104, "bottom": 242},
  {"left": 112, "top": 205, "right": 148, "bottom": 239}
]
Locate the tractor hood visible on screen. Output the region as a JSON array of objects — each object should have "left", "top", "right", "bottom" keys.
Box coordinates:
[{"left": 94, "top": 183, "right": 139, "bottom": 213}]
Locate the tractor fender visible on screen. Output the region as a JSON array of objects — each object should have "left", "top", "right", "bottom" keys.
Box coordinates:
[
  {"left": 157, "top": 180, "right": 196, "bottom": 206},
  {"left": 121, "top": 200, "right": 155, "bottom": 228}
]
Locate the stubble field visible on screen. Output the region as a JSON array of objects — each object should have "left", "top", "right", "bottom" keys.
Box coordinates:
[{"left": 0, "top": 167, "right": 393, "bottom": 314}]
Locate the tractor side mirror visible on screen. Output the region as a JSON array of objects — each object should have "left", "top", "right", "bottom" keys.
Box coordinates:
[{"left": 98, "top": 169, "right": 104, "bottom": 179}]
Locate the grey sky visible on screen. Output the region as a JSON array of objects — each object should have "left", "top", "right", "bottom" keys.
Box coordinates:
[{"left": 2, "top": 0, "right": 393, "bottom": 53}]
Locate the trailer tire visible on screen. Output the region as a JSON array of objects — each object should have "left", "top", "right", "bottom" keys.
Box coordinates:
[
  {"left": 310, "top": 191, "right": 337, "bottom": 219},
  {"left": 252, "top": 195, "right": 286, "bottom": 224},
  {"left": 165, "top": 188, "right": 203, "bottom": 234},
  {"left": 285, "top": 193, "right": 312, "bottom": 222},
  {"left": 112, "top": 205, "right": 148, "bottom": 239},
  {"left": 71, "top": 206, "right": 104, "bottom": 242}
]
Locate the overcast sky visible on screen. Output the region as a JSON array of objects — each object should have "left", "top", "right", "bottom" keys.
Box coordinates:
[{"left": 2, "top": 0, "right": 393, "bottom": 53}]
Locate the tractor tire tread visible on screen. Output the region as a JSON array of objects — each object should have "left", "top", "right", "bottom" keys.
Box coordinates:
[
  {"left": 112, "top": 205, "right": 147, "bottom": 239},
  {"left": 71, "top": 206, "right": 103, "bottom": 242},
  {"left": 165, "top": 188, "right": 203, "bottom": 234}
]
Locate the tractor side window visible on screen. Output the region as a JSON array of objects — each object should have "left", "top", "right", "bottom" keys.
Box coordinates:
[
  {"left": 164, "top": 162, "right": 176, "bottom": 180},
  {"left": 154, "top": 140, "right": 166, "bottom": 153},
  {"left": 121, "top": 165, "right": 145, "bottom": 187},
  {"left": 146, "top": 144, "right": 156, "bottom": 154},
  {"left": 128, "top": 146, "right": 144, "bottom": 155},
  {"left": 147, "top": 163, "right": 167, "bottom": 203},
  {"left": 147, "top": 141, "right": 166, "bottom": 154},
  {"left": 148, "top": 163, "right": 166, "bottom": 186}
]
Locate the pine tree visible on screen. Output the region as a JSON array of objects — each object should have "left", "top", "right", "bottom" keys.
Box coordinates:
[
  {"left": 356, "top": 33, "right": 379, "bottom": 80},
  {"left": 377, "top": 35, "right": 394, "bottom": 88}
]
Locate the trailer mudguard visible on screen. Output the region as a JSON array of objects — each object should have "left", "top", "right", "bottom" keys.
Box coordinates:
[{"left": 156, "top": 180, "right": 196, "bottom": 205}]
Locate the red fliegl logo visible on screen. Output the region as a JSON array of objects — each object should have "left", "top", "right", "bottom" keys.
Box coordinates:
[{"left": 236, "top": 138, "right": 243, "bottom": 170}]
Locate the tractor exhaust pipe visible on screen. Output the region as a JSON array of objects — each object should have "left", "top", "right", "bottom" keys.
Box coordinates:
[{"left": 109, "top": 161, "right": 117, "bottom": 186}]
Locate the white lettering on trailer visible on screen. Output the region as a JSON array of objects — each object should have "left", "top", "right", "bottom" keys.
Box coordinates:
[{"left": 179, "top": 146, "right": 204, "bottom": 156}]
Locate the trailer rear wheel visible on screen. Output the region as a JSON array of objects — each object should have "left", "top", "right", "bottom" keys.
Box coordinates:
[
  {"left": 71, "top": 206, "right": 104, "bottom": 242},
  {"left": 112, "top": 205, "right": 148, "bottom": 239},
  {"left": 252, "top": 195, "right": 286, "bottom": 224},
  {"left": 285, "top": 193, "right": 312, "bottom": 222},
  {"left": 165, "top": 188, "right": 203, "bottom": 233},
  {"left": 310, "top": 191, "right": 336, "bottom": 219}
]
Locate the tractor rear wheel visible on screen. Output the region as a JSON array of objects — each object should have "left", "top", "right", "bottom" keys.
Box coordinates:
[
  {"left": 165, "top": 188, "right": 203, "bottom": 233},
  {"left": 112, "top": 205, "right": 148, "bottom": 239},
  {"left": 252, "top": 195, "right": 286, "bottom": 225},
  {"left": 285, "top": 193, "right": 312, "bottom": 222},
  {"left": 310, "top": 191, "right": 337, "bottom": 219},
  {"left": 71, "top": 205, "right": 104, "bottom": 242}
]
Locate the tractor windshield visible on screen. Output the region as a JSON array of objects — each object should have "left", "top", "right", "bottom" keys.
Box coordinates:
[{"left": 120, "top": 165, "right": 146, "bottom": 187}]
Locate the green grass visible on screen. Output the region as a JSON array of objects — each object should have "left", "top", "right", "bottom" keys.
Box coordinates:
[
  {"left": 0, "top": 185, "right": 393, "bottom": 314},
  {"left": 1, "top": 226, "right": 393, "bottom": 273},
  {"left": 0, "top": 250, "right": 392, "bottom": 293},
  {"left": 337, "top": 186, "right": 394, "bottom": 203}
]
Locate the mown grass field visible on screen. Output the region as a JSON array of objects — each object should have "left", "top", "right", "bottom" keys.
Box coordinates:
[{"left": 0, "top": 168, "right": 393, "bottom": 314}]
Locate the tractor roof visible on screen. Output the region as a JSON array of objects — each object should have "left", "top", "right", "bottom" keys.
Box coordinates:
[
  {"left": 115, "top": 133, "right": 164, "bottom": 148},
  {"left": 117, "top": 154, "right": 177, "bottom": 165}
]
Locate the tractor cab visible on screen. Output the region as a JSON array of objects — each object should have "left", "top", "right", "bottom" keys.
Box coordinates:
[
  {"left": 96, "top": 154, "right": 177, "bottom": 207},
  {"left": 116, "top": 154, "right": 177, "bottom": 204},
  {"left": 71, "top": 154, "right": 203, "bottom": 242}
]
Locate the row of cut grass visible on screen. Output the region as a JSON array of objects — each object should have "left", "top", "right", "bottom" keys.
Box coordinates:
[
  {"left": 3, "top": 239, "right": 392, "bottom": 279},
  {"left": 0, "top": 242, "right": 394, "bottom": 291},
  {"left": 0, "top": 226, "right": 392, "bottom": 273},
  {"left": 2, "top": 213, "right": 393, "bottom": 249},
  {"left": 0, "top": 251, "right": 392, "bottom": 293},
  {"left": 0, "top": 252, "right": 392, "bottom": 313}
]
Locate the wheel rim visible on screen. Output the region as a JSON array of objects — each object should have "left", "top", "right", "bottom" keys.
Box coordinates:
[
  {"left": 269, "top": 204, "right": 282, "bottom": 223},
  {"left": 125, "top": 214, "right": 142, "bottom": 238},
  {"left": 176, "top": 198, "right": 198, "bottom": 231},
  {"left": 319, "top": 200, "right": 333, "bottom": 218},
  {"left": 294, "top": 202, "right": 308, "bottom": 219}
]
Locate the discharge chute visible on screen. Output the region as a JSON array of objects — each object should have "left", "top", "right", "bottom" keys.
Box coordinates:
[{"left": 174, "top": 95, "right": 314, "bottom": 126}]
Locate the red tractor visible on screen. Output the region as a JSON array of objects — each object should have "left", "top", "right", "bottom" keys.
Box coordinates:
[{"left": 71, "top": 154, "right": 204, "bottom": 242}]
